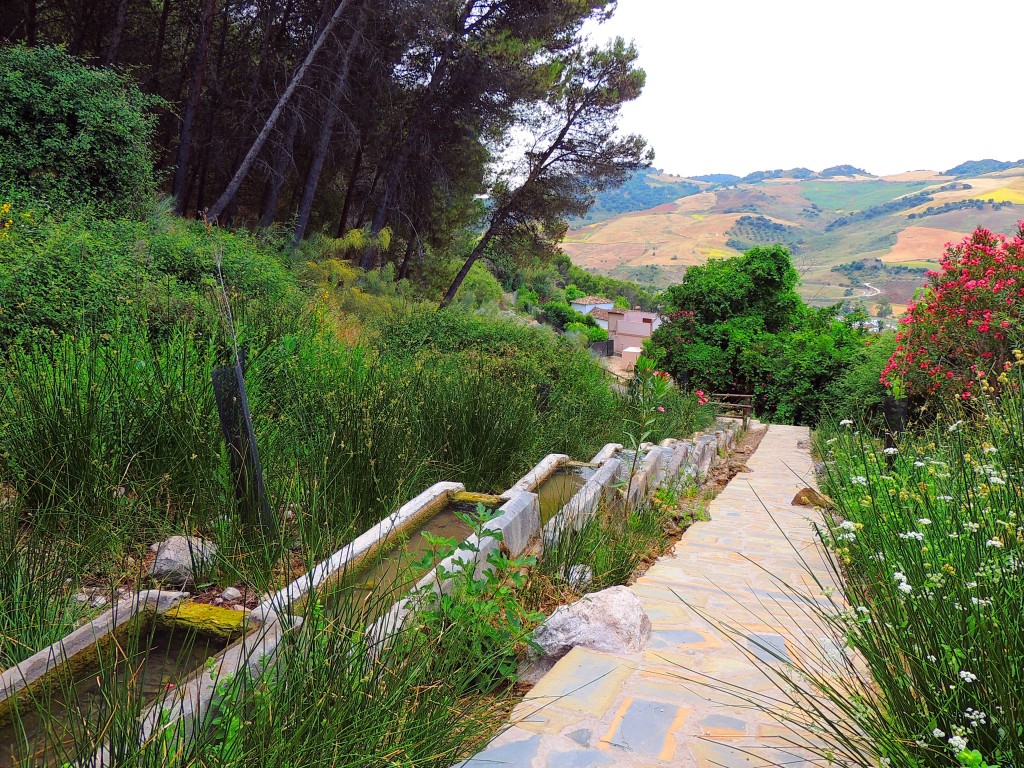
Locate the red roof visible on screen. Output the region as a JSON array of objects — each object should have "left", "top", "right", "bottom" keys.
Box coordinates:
[
  {"left": 572, "top": 296, "right": 611, "bottom": 305},
  {"left": 590, "top": 308, "right": 610, "bottom": 320}
]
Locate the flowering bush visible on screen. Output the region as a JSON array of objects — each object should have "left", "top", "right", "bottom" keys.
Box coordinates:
[{"left": 882, "top": 224, "right": 1024, "bottom": 402}]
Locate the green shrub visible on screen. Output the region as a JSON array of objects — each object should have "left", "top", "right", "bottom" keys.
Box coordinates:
[
  {"left": 515, "top": 288, "right": 541, "bottom": 312},
  {"left": 0, "top": 205, "right": 299, "bottom": 346},
  {"left": 822, "top": 332, "right": 897, "bottom": 426},
  {"left": 0, "top": 46, "right": 157, "bottom": 213},
  {"left": 540, "top": 301, "right": 596, "bottom": 331},
  {"left": 564, "top": 284, "right": 585, "bottom": 301},
  {"left": 650, "top": 245, "right": 867, "bottom": 425},
  {"left": 372, "top": 308, "right": 556, "bottom": 359},
  {"left": 565, "top": 322, "right": 609, "bottom": 344}
]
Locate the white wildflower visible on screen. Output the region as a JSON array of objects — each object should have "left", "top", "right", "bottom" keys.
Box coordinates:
[
  {"left": 986, "top": 539, "right": 1004, "bottom": 549},
  {"left": 918, "top": 518, "right": 932, "bottom": 525},
  {"left": 948, "top": 735, "right": 968, "bottom": 752},
  {"left": 989, "top": 476, "right": 1006, "bottom": 486},
  {"left": 850, "top": 475, "right": 868, "bottom": 486},
  {"left": 893, "top": 571, "right": 907, "bottom": 582},
  {"left": 937, "top": 495, "right": 953, "bottom": 501},
  {"left": 914, "top": 461, "right": 926, "bottom": 468},
  {"left": 840, "top": 520, "right": 857, "bottom": 531},
  {"left": 926, "top": 654, "right": 937, "bottom": 662},
  {"left": 933, "top": 728, "right": 946, "bottom": 739},
  {"left": 840, "top": 419, "right": 854, "bottom": 426},
  {"left": 898, "top": 582, "right": 913, "bottom": 594},
  {"left": 984, "top": 446, "right": 998, "bottom": 454},
  {"left": 958, "top": 670, "right": 977, "bottom": 683},
  {"left": 883, "top": 447, "right": 899, "bottom": 455},
  {"left": 947, "top": 420, "right": 964, "bottom": 433},
  {"left": 899, "top": 531, "right": 925, "bottom": 541},
  {"left": 965, "top": 709, "right": 987, "bottom": 726}
]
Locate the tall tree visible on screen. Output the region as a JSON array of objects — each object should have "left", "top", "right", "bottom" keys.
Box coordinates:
[
  {"left": 292, "top": 1, "right": 369, "bottom": 243},
  {"left": 206, "top": 0, "right": 355, "bottom": 220},
  {"left": 440, "top": 37, "right": 650, "bottom": 308},
  {"left": 361, "top": 0, "right": 615, "bottom": 268},
  {"left": 171, "top": 0, "right": 218, "bottom": 213}
]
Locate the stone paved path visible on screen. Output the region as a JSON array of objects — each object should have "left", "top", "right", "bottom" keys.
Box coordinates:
[{"left": 464, "top": 424, "right": 836, "bottom": 768}]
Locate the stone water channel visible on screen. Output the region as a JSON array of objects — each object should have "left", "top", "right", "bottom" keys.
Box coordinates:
[{"left": 0, "top": 428, "right": 736, "bottom": 765}]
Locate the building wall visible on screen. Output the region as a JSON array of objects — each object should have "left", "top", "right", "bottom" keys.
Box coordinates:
[{"left": 614, "top": 332, "right": 649, "bottom": 354}]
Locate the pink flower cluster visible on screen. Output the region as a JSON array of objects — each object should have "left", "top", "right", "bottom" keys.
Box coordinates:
[
  {"left": 881, "top": 224, "right": 1024, "bottom": 400},
  {"left": 695, "top": 389, "right": 709, "bottom": 407}
]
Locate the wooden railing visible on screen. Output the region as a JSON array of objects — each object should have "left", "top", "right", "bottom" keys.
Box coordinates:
[{"left": 709, "top": 393, "right": 753, "bottom": 429}]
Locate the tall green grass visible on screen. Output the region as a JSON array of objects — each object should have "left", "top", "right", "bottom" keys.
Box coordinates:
[
  {"left": 2, "top": 557, "right": 521, "bottom": 768},
  {"left": 0, "top": 512, "right": 88, "bottom": 668}
]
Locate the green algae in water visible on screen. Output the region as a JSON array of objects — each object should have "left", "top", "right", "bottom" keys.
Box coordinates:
[
  {"left": 537, "top": 466, "right": 594, "bottom": 525},
  {"left": 317, "top": 500, "right": 509, "bottom": 619},
  {"left": 0, "top": 618, "right": 229, "bottom": 767}
]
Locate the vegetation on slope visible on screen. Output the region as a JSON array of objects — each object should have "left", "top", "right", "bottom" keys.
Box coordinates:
[{"left": 647, "top": 245, "right": 870, "bottom": 424}]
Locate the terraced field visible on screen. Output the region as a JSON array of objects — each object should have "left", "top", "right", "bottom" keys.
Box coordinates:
[{"left": 563, "top": 166, "right": 1024, "bottom": 309}]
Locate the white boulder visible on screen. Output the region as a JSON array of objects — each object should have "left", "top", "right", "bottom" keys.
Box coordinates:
[
  {"left": 147, "top": 536, "right": 217, "bottom": 587},
  {"left": 533, "top": 585, "right": 651, "bottom": 660}
]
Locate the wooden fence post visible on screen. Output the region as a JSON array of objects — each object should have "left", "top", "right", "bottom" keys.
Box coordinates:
[{"left": 212, "top": 354, "right": 277, "bottom": 537}]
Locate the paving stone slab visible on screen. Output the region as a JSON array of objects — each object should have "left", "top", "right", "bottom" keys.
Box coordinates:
[{"left": 467, "top": 425, "right": 834, "bottom": 768}]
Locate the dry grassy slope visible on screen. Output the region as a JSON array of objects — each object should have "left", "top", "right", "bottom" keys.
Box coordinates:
[{"left": 563, "top": 170, "right": 1024, "bottom": 309}]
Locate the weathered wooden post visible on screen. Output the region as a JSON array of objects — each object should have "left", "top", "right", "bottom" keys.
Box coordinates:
[
  {"left": 882, "top": 394, "right": 908, "bottom": 468},
  {"left": 212, "top": 351, "right": 277, "bottom": 537}
]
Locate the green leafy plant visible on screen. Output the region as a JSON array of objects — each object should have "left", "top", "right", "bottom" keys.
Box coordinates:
[
  {"left": 0, "top": 46, "right": 158, "bottom": 213},
  {"left": 409, "top": 504, "right": 543, "bottom": 691}
]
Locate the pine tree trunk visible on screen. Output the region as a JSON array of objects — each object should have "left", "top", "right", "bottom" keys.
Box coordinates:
[
  {"left": 172, "top": 0, "right": 217, "bottom": 215},
  {"left": 335, "top": 142, "right": 363, "bottom": 237},
  {"left": 258, "top": 112, "right": 299, "bottom": 227},
  {"left": 439, "top": 223, "right": 500, "bottom": 309},
  {"left": 27, "top": 0, "right": 38, "bottom": 45},
  {"left": 104, "top": 0, "right": 130, "bottom": 65},
  {"left": 207, "top": 0, "right": 354, "bottom": 220},
  {"left": 397, "top": 234, "right": 417, "bottom": 281},
  {"left": 148, "top": 0, "right": 173, "bottom": 90},
  {"left": 292, "top": 5, "right": 367, "bottom": 244}
]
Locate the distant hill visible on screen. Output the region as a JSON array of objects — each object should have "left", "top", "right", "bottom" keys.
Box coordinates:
[
  {"left": 691, "top": 173, "right": 739, "bottom": 185},
  {"left": 578, "top": 168, "right": 702, "bottom": 224},
  {"left": 944, "top": 158, "right": 1024, "bottom": 177},
  {"left": 820, "top": 164, "right": 872, "bottom": 178},
  {"left": 563, "top": 160, "right": 1024, "bottom": 314}
]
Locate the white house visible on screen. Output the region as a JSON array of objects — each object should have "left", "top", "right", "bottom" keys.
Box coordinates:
[
  {"left": 570, "top": 296, "right": 614, "bottom": 316},
  {"left": 588, "top": 307, "right": 610, "bottom": 330}
]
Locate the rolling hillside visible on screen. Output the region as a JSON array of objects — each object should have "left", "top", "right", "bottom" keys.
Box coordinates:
[{"left": 564, "top": 161, "right": 1024, "bottom": 312}]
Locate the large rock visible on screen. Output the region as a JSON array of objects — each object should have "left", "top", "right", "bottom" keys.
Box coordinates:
[
  {"left": 532, "top": 585, "right": 651, "bottom": 661},
  {"left": 792, "top": 487, "right": 833, "bottom": 509},
  {"left": 147, "top": 536, "right": 217, "bottom": 587}
]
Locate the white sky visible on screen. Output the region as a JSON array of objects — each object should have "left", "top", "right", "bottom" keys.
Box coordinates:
[{"left": 586, "top": 0, "right": 1023, "bottom": 177}]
